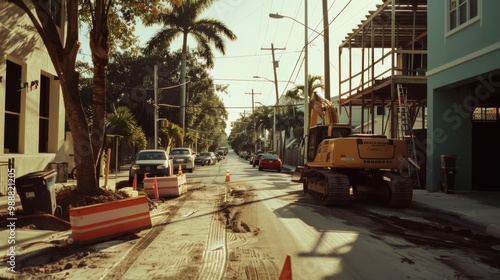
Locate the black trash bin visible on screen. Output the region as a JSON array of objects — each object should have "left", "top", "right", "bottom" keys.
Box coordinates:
[
  {"left": 15, "top": 170, "right": 57, "bottom": 215},
  {"left": 48, "top": 162, "right": 68, "bottom": 183},
  {"left": 441, "top": 155, "right": 458, "bottom": 194}
]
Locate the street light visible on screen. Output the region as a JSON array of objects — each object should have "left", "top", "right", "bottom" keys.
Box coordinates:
[
  {"left": 269, "top": 2, "right": 309, "bottom": 164},
  {"left": 252, "top": 75, "right": 273, "bottom": 83},
  {"left": 269, "top": 13, "right": 322, "bottom": 37}
]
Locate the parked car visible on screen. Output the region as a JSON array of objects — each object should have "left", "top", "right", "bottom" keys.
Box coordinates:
[
  {"left": 251, "top": 152, "right": 265, "bottom": 167},
  {"left": 248, "top": 153, "right": 255, "bottom": 164},
  {"left": 129, "top": 149, "right": 171, "bottom": 183},
  {"left": 258, "top": 153, "right": 282, "bottom": 172},
  {"left": 169, "top": 147, "right": 196, "bottom": 173},
  {"left": 239, "top": 151, "right": 248, "bottom": 158},
  {"left": 216, "top": 151, "right": 225, "bottom": 161},
  {"left": 195, "top": 152, "right": 217, "bottom": 166}
]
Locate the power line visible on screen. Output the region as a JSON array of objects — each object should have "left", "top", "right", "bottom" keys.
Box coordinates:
[{"left": 213, "top": 50, "right": 300, "bottom": 59}]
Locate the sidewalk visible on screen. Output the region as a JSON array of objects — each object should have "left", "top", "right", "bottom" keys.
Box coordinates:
[
  {"left": 282, "top": 164, "right": 500, "bottom": 240},
  {"left": 0, "top": 166, "right": 133, "bottom": 274},
  {"left": 411, "top": 189, "right": 500, "bottom": 239}
]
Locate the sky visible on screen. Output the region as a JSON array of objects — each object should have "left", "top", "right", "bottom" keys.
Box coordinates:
[{"left": 79, "top": 0, "right": 381, "bottom": 135}]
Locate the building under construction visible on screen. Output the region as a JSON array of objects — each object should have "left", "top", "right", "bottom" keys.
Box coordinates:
[{"left": 338, "top": 0, "right": 427, "bottom": 187}]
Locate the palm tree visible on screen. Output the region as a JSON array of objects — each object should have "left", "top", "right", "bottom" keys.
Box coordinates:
[
  {"left": 144, "top": 0, "right": 237, "bottom": 141},
  {"left": 280, "top": 75, "right": 324, "bottom": 161},
  {"left": 159, "top": 122, "right": 184, "bottom": 150},
  {"left": 253, "top": 107, "right": 274, "bottom": 151},
  {"left": 275, "top": 107, "right": 304, "bottom": 156},
  {"left": 105, "top": 106, "right": 147, "bottom": 173},
  {"left": 284, "top": 74, "right": 324, "bottom": 134},
  {"left": 285, "top": 74, "right": 324, "bottom": 102},
  {"left": 106, "top": 106, "right": 147, "bottom": 150}
]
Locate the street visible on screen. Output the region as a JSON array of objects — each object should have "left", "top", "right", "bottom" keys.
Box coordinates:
[{"left": 10, "top": 152, "right": 500, "bottom": 279}]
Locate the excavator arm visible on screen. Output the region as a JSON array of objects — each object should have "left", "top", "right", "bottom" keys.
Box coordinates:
[{"left": 308, "top": 92, "right": 339, "bottom": 128}]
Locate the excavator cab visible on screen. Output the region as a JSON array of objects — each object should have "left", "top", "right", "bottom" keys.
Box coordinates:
[
  {"left": 292, "top": 125, "right": 352, "bottom": 183},
  {"left": 307, "top": 125, "right": 352, "bottom": 162},
  {"left": 307, "top": 126, "right": 328, "bottom": 162}
]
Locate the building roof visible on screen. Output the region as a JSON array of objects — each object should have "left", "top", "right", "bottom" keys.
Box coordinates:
[
  {"left": 338, "top": 0, "right": 428, "bottom": 108},
  {"left": 340, "top": 0, "right": 427, "bottom": 49}
]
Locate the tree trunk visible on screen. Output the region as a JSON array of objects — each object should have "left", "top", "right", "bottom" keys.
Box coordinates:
[
  {"left": 89, "top": 27, "right": 108, "bottom": 178},
  {"left": 60, "top": 64, "right": 100, "bottom": 195}
]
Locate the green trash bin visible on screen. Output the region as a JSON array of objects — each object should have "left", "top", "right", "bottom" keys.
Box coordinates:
[{"left": 15, "top": 170, "right": 57, "bottom": 215}]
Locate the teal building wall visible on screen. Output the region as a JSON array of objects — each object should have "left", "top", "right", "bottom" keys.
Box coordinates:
[{"left": 427, "top": 0, "right": 500, "bottom": 191}]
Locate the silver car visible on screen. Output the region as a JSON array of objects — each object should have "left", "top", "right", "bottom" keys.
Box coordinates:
[
  {"left": 129, "top": 149, "right": 171, "bottom": 183},
  {"left": 195, "top": 152, "right": 217, "bottom": 166},
  {"left": 169, "top": 147, "right": 196, "bottom": 173}
]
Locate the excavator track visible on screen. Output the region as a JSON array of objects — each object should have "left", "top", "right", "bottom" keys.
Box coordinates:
[
  {"left": 303, "top": 169, "right": 350, "bottom": 205},
  {"left": 382, "top": 172, "right": 413, "bottom": 208},
  {"left": 301, "top": 169, "right": 413, "bottom": 208}
]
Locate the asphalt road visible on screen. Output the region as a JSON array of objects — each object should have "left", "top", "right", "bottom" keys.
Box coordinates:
[{"left": 8, "top": 152, "right": 500, "bottom": 279}]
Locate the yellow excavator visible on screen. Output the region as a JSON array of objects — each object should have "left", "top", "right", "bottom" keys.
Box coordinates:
[{"left": 292, "top": 93, "right": 413, "bottom": 207}]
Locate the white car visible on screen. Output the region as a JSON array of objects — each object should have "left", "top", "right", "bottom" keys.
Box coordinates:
[{"left": 169, "top": 148, "right": 196, "bottom": 173}]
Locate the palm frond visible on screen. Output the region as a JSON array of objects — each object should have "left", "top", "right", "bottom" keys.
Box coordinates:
[{"left": 144, "top": 0, "right": 237, "bottom": 65}]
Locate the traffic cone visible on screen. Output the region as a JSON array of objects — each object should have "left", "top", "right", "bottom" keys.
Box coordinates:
[
  {"left": 153, "top": 176, "right": 159, "bottom": 199},
  {"left": 279, "top": 255, "right": 292, "bottom": 280},
  {"left": 178, "top": 165, "right": 183, "bottom": 175},
  {"left": 225, "top": 169, "right": 231, "bottom": 182},
  {"left": 132, "top": 174, "right": 137, "bottom": 191}
]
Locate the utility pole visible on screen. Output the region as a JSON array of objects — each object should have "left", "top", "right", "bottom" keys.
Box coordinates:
[
  {"left": 154, "top": 65, "right": 158, "bottom": 149},
  {"left": 322, "top": 0, "right": 331, "bottom": 101},
  {"left": 261, "top": 44, "right": 285, "bottom": 153},
  {"left": 246, "top": 89, "right": 261, "bottom": 154},
  {"left": 245, "top": 89, "right": 261, "bottom": 113},
  {"left": 180, "top": 54, "right": 187, "bottom": 146},
  {"left": 303, "top": 0, "right": 309, "bottom": 165}
]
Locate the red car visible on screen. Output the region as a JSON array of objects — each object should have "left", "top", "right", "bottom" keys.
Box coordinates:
[{"left": 258, "top": 153, "right": 282, "bottom": 172}]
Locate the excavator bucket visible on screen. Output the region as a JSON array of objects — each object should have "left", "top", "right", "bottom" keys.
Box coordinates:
[{"left": 291, "top": 166, "right": 305, "bottom": 183}]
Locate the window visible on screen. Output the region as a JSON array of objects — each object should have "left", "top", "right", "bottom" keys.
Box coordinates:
[
  {"left": 449, "top": 0, "right": 478, "bottom": 31},
  {"left": 39, "top": 75, "right": 50, "bottom": 152},
  {"left": 4, "top": 60, "right": 22, "bottom": 153}
]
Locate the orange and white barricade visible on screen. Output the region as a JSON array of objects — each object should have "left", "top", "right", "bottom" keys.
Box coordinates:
[{"left": 69, "top": 195, "right": 152, "bottom": 244}]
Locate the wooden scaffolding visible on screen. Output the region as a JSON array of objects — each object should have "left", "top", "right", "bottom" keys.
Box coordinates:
[{"left": 338, "top": 0, "right": 428, "bottom": 187}]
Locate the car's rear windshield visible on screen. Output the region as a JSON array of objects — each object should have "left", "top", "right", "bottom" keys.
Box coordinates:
[
  {"left": 137, "top": 152, "right": 166, "bottom": 160},
  {"left": 171, "top": 149, "right": 190, "bottom": 155},
  {"left": 200, "top": 153, "right": 210, "bottom": 156},
  {"left": 263, "top": 154, "right": 279, "bottom": 159}
]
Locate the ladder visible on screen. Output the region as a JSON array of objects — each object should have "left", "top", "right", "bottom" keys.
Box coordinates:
[{"left": 397, "top": 84, "right": 420, "bottom": 188}]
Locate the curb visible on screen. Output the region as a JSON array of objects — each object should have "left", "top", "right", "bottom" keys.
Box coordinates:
[{"left": 411, "top": 201, "right": 500, "bottom": 240}]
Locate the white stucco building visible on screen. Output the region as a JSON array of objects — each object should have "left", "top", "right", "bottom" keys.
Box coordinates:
[{"left": 0, "top": 3, "right": 66, "bottom": 194}]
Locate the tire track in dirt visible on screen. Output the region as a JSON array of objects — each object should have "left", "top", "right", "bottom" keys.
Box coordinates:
[
  {"left": 197, "top": 198, "right": 227, "bottom": 280},
  {"left": 99, "top": 190, "right": 194, "bottom": 279},
  {"left": 217, "top": 184, "right": 280, "bottom": 279}
]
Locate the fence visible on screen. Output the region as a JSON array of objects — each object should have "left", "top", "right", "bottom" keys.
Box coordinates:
[
  {"left": 0, "top": 158, "right": 15, "bottom": 195},
  {"left": 283, "top": 147, "right": 302, "bottom": 168}
]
